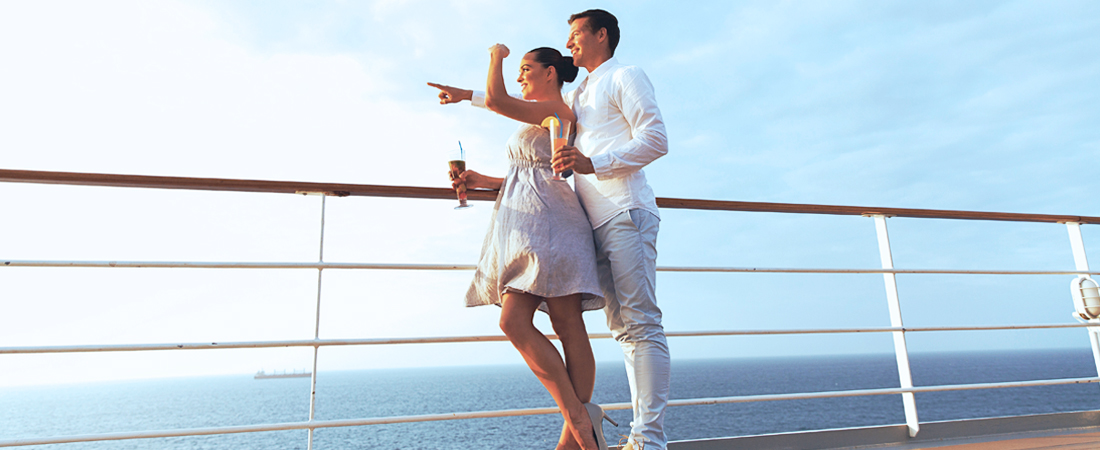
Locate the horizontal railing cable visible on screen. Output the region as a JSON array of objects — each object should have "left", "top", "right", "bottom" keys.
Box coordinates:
[
  {"left": 4, "top": 259, "right": 1099, "bottom": 276},
  {"left": 3, "top": 169, "right": 1098, "bottom": 224},
  {"left": 663, "top": 376, "right": 1100, "bottom": 407},
  {"left": 657, "top": 266, "right": 1100, "bottom": 276},
  {"left": 1, "top": 260, "right": 478, "bottom": 270},
  {"left": 4, "top": 323, "right": 1099, "bottom": 355},
  {"left": 2, "top": 376, "right": 1096, "bottom": 448}
]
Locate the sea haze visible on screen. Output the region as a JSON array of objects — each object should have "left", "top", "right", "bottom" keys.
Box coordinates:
[{"left": 2, "top": 349, "right": 1098, "bottom": 449}]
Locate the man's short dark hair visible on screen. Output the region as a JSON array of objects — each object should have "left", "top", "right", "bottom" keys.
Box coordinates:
[{"left": 569, "top": 9, "right": 619, "bottom": 57}]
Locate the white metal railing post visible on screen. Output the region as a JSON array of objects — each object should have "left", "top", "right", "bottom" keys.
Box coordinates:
[
  {"left": 870, "top": 214, "right": 920, "bottom": 437},
  {"left": 1065, "top": 222, "right": 1100, "bottom": 381},
  {"left": 307, "top": 194, "right": 328, "bottom": 450}
]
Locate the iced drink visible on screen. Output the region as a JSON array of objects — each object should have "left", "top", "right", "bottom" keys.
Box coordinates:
[
  {"left": 553, "top": 133, "right": 573, "bottom": 179},
  {"left": 449, "top": 159, "right": 469, "bottom": 209},
  {"left": 546, "top": 117, "right": 572, "bottom": 181}
]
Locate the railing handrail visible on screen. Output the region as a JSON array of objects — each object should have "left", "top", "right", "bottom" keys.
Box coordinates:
[
  {"left": 4, "top": 259, "right": 1100, "bottom": 276},
  {"left": 3, "top": 169, "right": 1098, "bottom": 224},
  {"left": 3, "top": 322, "right": 1099, "bottom": 355}
]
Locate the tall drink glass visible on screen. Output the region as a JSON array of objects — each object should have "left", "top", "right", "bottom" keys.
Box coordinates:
[
  {"left": 447, "top": 148, "right": 472, "bottom": 210},
  {"left": 550, "top": 120, "right": 572, "bottom": 182}
]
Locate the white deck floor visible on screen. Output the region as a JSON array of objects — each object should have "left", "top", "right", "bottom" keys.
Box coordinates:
[
  {"left": 877, "top": 430, "right": 1100, "bottom": 450},
  {"left": 647, "top": 410, "right": 1100, "bottom": 450}
]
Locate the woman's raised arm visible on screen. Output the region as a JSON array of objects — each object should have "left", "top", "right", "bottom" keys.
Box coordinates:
[{"left": 483, "top": 44, "right": 575, "bottom": 126}]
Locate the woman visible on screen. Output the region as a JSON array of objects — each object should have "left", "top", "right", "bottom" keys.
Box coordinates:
[{"left": 428, "top": 44, "right": 612, "bottom": 450}]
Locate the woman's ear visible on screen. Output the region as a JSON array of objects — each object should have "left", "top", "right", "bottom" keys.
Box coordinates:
[{"left": 547, "top": 65, "right": 557, "bottom": 84}]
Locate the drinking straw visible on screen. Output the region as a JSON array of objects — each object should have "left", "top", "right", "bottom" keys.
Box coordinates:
[
  {"left": 458, "top": 141, "right": 464, "bottom": 160},
  {"left": 553, "top": 113, "right": 562, "bottom": 138}
]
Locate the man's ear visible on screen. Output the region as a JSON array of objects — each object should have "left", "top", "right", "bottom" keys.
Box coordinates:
[{"left": 596, "top": 27, "right": 608, "bottom": 44}]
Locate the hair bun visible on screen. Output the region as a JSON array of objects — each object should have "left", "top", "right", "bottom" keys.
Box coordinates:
[
  {"left": 527, "top": 47, "right": 578, "bottom": 87},
  {"left": 558, "top": 57, "right": 579, "bottom": 83}
]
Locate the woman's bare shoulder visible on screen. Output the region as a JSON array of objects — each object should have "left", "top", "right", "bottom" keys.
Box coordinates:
[{"left": 547, "top": 100, "right": 576, "bottom": 123}]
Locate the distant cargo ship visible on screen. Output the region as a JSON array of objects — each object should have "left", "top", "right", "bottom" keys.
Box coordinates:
[{"left": 254, "top": 370, "right": 311, "bottom": 380}]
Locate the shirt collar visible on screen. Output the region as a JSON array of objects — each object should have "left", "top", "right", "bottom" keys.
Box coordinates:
[{"left": 587, "top": 56, "right": 619, "bottom": 83}]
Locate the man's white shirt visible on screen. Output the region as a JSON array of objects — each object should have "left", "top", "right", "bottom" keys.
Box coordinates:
[
  {"left": 564, "top": 57, "right": 666, "bottom": 229},
  {"left": 471, "top": 56, "right": 667, "bottom": 229}
]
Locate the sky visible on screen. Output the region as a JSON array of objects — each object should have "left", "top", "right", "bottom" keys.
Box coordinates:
[{"left": 1, "top": 0, "right": 1099, "bottom": 387}]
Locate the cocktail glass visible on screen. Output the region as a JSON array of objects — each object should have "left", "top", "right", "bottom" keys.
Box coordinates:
[
  {"left": 447, "top": 147, "right": 472, "bottom": 210},
  {"left": 550, "top": 120, "right": 573, "bottom": 181}
]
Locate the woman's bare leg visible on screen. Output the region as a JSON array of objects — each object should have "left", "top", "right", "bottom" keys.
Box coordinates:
[
  {"left": 547, "top": 295, "right": 597, "bottom": 450},
  {"left": 549, "top": 296, "right": 596, "bottom": 402},
  {"left": 500, "top": 292, "right": 598, "bottom": 450}
]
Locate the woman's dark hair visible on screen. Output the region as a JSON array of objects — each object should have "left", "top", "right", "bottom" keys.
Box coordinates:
[
  {"left": 527, "top": 47, "right": 579, "bottom": 87},
  {"left": 568, "top": 9, "right": 620, "bottom": 56}
]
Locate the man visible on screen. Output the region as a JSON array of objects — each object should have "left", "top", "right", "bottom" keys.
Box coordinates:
[
  {"left": 426, "top": 9, "right": 669, "bottom": 449},
  {"left": 555, "top": 9, "right": 670, "bottom": 450}
]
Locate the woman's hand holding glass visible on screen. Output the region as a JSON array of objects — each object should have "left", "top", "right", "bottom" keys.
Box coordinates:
[
  {"left": 451, "top": 169, "right": 492, "bottom": 191},
  {"left": 552, "top": 145, "right": 594, "bottom": 175}
]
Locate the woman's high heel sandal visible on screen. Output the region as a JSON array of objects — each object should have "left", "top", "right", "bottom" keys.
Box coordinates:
[
  {"left": 617, "top": 435, "right": 644, "bottom": 450},
  {"left": 584, "top": 402, "right": 618, "bottom": 450}
]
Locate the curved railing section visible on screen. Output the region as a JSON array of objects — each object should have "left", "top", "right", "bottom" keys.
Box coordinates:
[{"left": 2, "top": 168, "right": 1099, "bottom": 448}]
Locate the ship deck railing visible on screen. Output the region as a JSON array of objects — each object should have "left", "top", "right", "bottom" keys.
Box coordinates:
[{"left": 2, "top": 168, "right": 1100, "bottom": 449}]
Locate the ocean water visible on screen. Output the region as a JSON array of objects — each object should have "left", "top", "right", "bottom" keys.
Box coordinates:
[{"left": 2, "top": 349, "right": 1099, "bottom": 449}]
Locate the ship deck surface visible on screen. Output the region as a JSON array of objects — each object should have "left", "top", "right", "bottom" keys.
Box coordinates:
[
  {"left": 877, "top": 430, "right": 1100, "bottom": 449},
  {"left": 643, "top": 411, "right": 1100, "bottom": 450}
]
